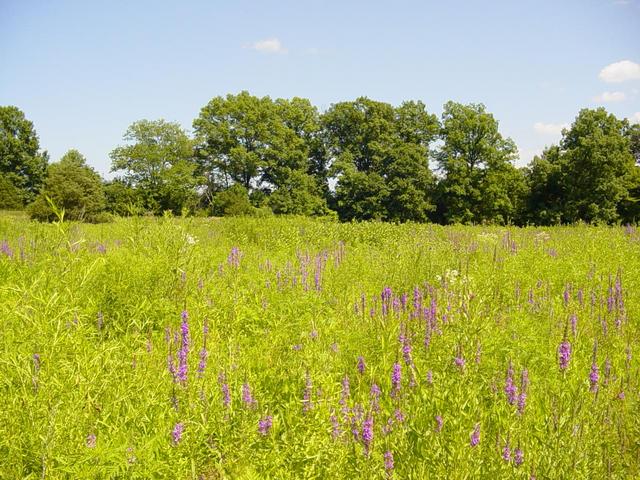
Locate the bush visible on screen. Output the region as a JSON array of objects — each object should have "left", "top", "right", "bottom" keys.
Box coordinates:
[
  {"left": 28, "top": 150, "right": 106, "bottom": 222},
  {"left": 212, "top": 184, "right": 258, "bottom": 216},
  {"left": 0, "top": 176, "right": 23, "bottom": 209}
]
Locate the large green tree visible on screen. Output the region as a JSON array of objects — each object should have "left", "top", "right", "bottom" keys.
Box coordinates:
[
  {"left": 619, "top": 123, "right": 640, "bottom": 222},
  {"left": 28, "top": 150, "right": 105, "bottom": 222},
  {"left": 193, "top": 92, "right": 330, "bottom": 215},
  {"left": 527, "top": 108, "right": 636, "bottom": 224},
  {"left": 436, "top": 101, "right": 525, "bottom": 224},
  {"left": 110, "top": 119, "right": 200, "bottom": 214},
  {"left": 0, "top": 106, "right": 48, "bottom": 206},
  {"left": 323, "top": 98, "right": 439, "bottom": 222}
]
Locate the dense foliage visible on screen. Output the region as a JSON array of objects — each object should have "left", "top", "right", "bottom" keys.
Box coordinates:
[
  {"left": 0, "top": 215, "right": 638, "bottom": 478},
  {"left": 0, "top": 106, "right": 48, "bottom": 206},
  {"left": 28, "top": 150, "right": 106, "bottom": 222},
  {"left": 2, "top": 100, "right": 639, "bottom": 224}
]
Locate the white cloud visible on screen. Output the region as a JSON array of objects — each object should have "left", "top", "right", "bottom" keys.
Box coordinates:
[
  {"left": 593, "top": 91, "right": 627, "bottom": 102},
  {"left": 631, "top": 112, "right": 640, "bottom": 124},
  {"left": 599, "top": 60, "right": 640, "bottom": 83},
  {"left": 246, "top": 38, "right": 287, "bottom": 54},
  {"left": 533, "top": 122, "right": 568, "bottom": 136}
]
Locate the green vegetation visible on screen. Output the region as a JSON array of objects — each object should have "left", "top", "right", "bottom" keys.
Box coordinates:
[
  {"left": 2, "top": 99, "right": 639, "bottom": 225},
  {"left": 28, "top": 150, "right": 106, "bottom": 223},
  {"left": 0, "top": 215, "right": 638, "bottom": 478}
]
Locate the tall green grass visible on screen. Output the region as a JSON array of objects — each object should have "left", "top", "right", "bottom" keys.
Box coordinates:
[{"left": 0, "top": 215, "right": 638, "bottom": 478}]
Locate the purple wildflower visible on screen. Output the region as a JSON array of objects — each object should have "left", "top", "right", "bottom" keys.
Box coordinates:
[
  {"left": 242, "top": 382, "right": 256, "bottom": 408},
  {"left": 502, "top": 442, "right": 511, "bottom": 462},
  {"left": 218, "top": 372, "right": 231, "bottom": 408},
  {"left": 577, "top": 288, "right": 583, "bottom": 305},
  {"left": 384, "top": 450, "right": 394, "bottom": 473},
  {"left": 172, "top": 422, "right": 184, "bottom": 445},
  {"left": 197, "top": 346, "right": 208, "bottom": 378},
  {"left": 391, "top": 363, "right": 401, "bottom": 398},
  {"left": 426, "top": 370, "right": 433, "bottom": 385},
  {"left": 558, "top": 339, "right": 571, "bottom": 371},
  {"left": 570, "top": 314, "right": 577, "bottom": 337},
  {"left": 370, "top": 383, "right": 381, "bottom": 412},
  {"left": 401, "top": 334, "right": 412, "bottom": 365},
  {"left": 394, "top": 408, "right": 405, "bottom": 423},
  {"left": 86, "top": 433, "right": 96, "bottom": 448},
  {"left": 435, "top": 415, "right": 443, "bottom": 433},
  {"left": 517, "top": 369, "right": 529, "bottom": 415},
  {"left": 589, "top": 362, "right": 599, "bottom": 393},
  {"left": 514, "top": 448, "right": 524, "bottom": 466},
  {"left": 227, "top": 247, "right": 241, "bottom": 268},
  {"left": 357, "top": 356, "right": 366, "bottom": 375},
  {"left": 167, "top": 351, "right": 177, "bottom": 382},
  {"left": 177, "top": 311, "right": 190, "bottom": 384},
  {"left": 454, "top": 355, "right": 465, "bottom": 369},
  {"left": 258, "top": 416, "right": 273, "bottom": 436},
  {"left": 0, "top": 240, "right": 13, "bottom": 258},
  {"left": 362, "top": 415, "right": 373, "bottom": 454},
  {"left": 470, "top": 423, "right": 481, "bottom": 447}
]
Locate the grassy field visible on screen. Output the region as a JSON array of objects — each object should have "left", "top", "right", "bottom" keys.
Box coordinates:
[{"left": 0, "top": 214, "right": 638, "bottom": 479}]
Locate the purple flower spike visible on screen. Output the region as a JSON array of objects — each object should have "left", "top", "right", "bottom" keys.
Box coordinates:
[
  {"left": 242, "top": 382, "right": 256, "bottom": 408},
  {"left": 177, "top": 312, "right": 190, "bottom": 385},
  {"left": 435, "top": 415, "right": 443, "bottom": 433},
  {"left": 589, "top": 362, "right": 599, "bottom": 393},
  {"left": 470, "top": 423, "right": 481, "bottom": 447},
  {"left": 517, "top": 369, "right": 529, "bottom": 415},
  {"left": 558, "top": 339, "right": 571, "bottom": 371},
  {"left": 370, "top": 383, "right": 381, "bottom": 412},
  {"left": 357, "top": 356, "right": 366, "bottom": 375},
  {"left": 197, "top": 346, "right": 208, "bottom": 378},
  {"left": 384, "top": 450, "right": 394, "bottom": 472},
  {"left": 258, "top": 416, "right": 273, "bottom": 436},
  {"left": 391, "top": 363, "right": 401, "bottom": 398},
  {"left": 502, "top": 442, "right": 511, "bottom": 462},
  {"left": 514, "top": 448, "right": 524, "bottom": 466},
  {"left": 362, "top": 415, "right": 373, "bottom": 455},
  {"left": 172, "top": 422, "right": 184, "bottom": 445}
]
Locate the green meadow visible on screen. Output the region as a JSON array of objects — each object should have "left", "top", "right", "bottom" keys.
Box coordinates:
[{"left": 1, "top": 214, "right": 638, "bottom": 479}]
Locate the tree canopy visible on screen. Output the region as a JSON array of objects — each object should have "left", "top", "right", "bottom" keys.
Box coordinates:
[
  {"left": 0, "top": 106, "right": 48, "bottom": 206},
  {"left": 324, "top": 98, "right": 439, "bottom": 222},
  {"left": 5, "top": 98, "right": 640, "bottom": 225},
  {"left": 28, "top": 150, "right": 105, "bottom": 222},
  {"left": 110, "top": 119, "right": 200, "bottom": 214},
  {"left": 436, "top": 102, "right": 525, "bottom": 224}
]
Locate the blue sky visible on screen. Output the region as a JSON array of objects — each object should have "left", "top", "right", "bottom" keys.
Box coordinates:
[{"left": 1, "top": 0, "right": 639, "bottom": 177}]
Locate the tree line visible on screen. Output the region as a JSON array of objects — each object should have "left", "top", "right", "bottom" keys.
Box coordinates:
[{"left": 1, "top": 93, "right": 639, "bottom": 225}]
